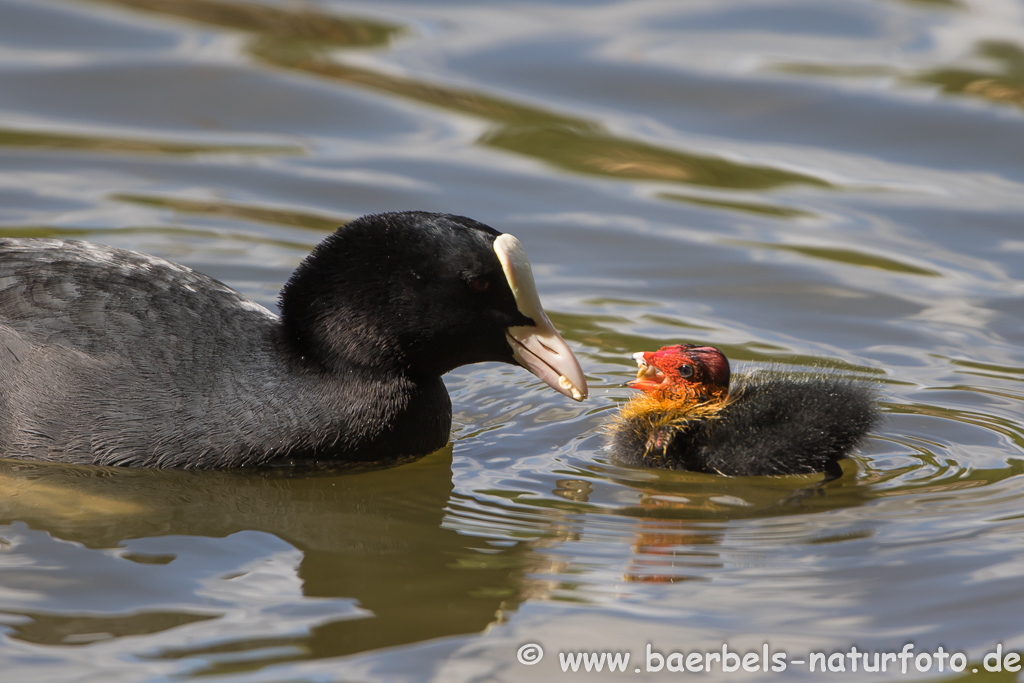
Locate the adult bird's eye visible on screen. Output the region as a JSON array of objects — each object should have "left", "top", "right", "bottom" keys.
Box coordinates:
[
  {"left": 679, "top": 365, "right": 695, "bottom": 379},
  {"left": 469, "top": 276, "right": 491, "bottom": 294}
]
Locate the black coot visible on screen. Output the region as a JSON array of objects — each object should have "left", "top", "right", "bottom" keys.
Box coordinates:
[
  {"left": 0, "top": 212, "right": 587, "bottom": 467},
  {"left": 607, "top": 344, "right": 877, "bottom": 478}
]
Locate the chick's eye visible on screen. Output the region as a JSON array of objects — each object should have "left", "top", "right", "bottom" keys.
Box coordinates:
[
  {"left": 678, "top": 365, "right": 695, "bottom": 379},
  {"left": 468, "top": 276, "right": 491, "bottom": 294}
]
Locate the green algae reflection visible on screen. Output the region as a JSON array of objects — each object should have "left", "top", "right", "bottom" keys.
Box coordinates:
[
  {"left": 0, "top": 129, "right": 301, "bottom": 157},
  {"left": 78, "top": 0, "right": 830, "bottom": 193},
  {"left": 113, "top": 194, "right": 346, "bottom": 232},
  {"left": 918, "top": 41, "right": 1024, "bottom": 109},
  {"left": 773, "top": 38, "right": 1024, "bottom": 114}
]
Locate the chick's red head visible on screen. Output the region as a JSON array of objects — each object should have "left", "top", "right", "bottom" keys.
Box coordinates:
[{"left": 627, "top": 344, "right": 730, "bottom": 402}]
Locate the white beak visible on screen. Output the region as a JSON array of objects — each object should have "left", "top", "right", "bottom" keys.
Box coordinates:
[{"left": 493, "top": 234, "right": 588, "bottom": 402}]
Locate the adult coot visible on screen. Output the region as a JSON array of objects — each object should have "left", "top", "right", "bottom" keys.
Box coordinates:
[
  {"left": 607, "top": 344, "right": 877, "bottom": 479},
  {"left": 0, "top": 212, "right": 587, "bottom": 468}
]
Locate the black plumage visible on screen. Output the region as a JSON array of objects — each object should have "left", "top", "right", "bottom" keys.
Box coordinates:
[
  {"left": 0, "top": 212, "right": 586, "bottom": 468},
  {"left": 607, "top": 345, "right": 879, "bottom": 478}
]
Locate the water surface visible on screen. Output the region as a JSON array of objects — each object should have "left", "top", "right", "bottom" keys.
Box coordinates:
[{"left": 2, "top": 0, "right": 1024, "bottom": 680}]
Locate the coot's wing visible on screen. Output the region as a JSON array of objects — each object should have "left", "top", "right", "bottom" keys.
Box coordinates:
[
  {"left": 0, "top": 238, "right": 276, "bottom": 357},
  {"left": 0, "top": 239, "right": 289, "bottom": 466}
]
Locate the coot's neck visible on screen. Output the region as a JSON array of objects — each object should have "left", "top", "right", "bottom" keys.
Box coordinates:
[
  {"left": 272, "top": 259, "right": 457, "bottom": 462},
  {"left": 277, "top": 268, "right": 406, "bottom": 379}
]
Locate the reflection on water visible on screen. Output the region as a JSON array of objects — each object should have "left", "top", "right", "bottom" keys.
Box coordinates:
[
  {"left": 76, "top": 0, "right": 830, "bottom": 195},
  {"left": 920, "top": 41, "right": 1024, "bottom": 108},
  {"left": 482, "top": 124, "right": 827, "bottom": 190},
  {"left": 0, "top": 450, "right": 526, "bottom": 675},
  {"left": 109, "top": 0, "right": 401, "bottom": 46},
  {"left": 725, "top": 240, "right": 941, "bottom": 277},
  {"left": 775, "top": 36, "right": 1024, "bottom": 114},
  {"left": 657, "top": 191, "right": 813, "bottom": 218},
  {"left": 0, "top": 128, "right": 303, "bottom": 156},
  {"left": 112, "top": 194, "right": 347, "bottom": 232}
]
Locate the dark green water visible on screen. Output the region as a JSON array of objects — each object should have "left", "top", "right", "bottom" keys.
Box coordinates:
[{"left": 2, "top": 0, "right": 1024, "bottom": 680}]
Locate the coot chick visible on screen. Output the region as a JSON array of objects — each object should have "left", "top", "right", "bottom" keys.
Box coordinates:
[
  {"left": 0, "top": 212, "right": 587, "bottom": 468},
  {"left": 607, "top": 344, "right": 878, "bottom": 478}
]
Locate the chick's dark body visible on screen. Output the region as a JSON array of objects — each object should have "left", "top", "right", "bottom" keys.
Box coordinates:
[{"left": 609, "top": 371, "right": 879, "bottom": 477}]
